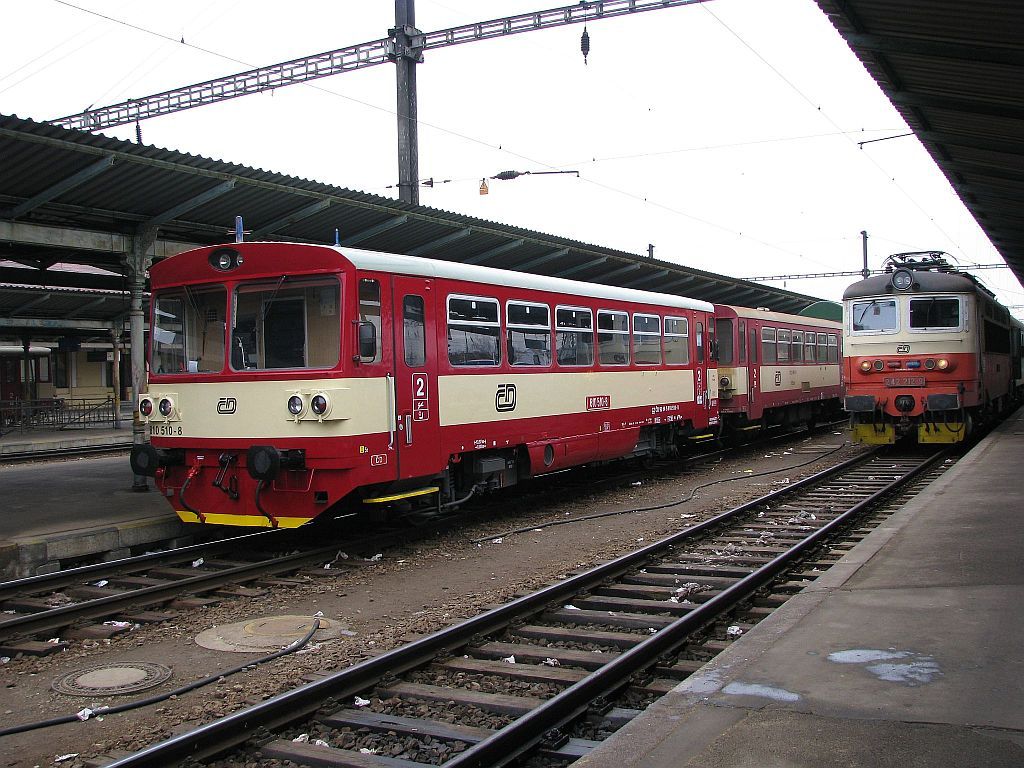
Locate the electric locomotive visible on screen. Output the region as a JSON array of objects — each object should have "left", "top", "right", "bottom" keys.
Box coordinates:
[
  {"left": 843, "top": 252, "right": 1023, "bottom": 444},
  {"left": 130, "top": 242, "right": 720, "bottom": 528}
]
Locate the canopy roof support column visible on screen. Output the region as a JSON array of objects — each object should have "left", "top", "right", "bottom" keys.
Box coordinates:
[{"left": 124, "top": 225, "right": 156, "bottom": 491}]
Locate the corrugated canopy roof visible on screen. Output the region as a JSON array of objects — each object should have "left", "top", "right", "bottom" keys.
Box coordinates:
[
  {"left": 0, "top": 111, "right": 822, "bottom": 343},
  {"left": 815, "top": 0, "right": 1024, "bottom": 286}
]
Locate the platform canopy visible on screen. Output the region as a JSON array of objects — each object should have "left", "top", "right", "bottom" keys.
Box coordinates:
[
  {"left": 816, "top": 0, "right": 1024, "bottom": 285},
  {"left": 0, "top": 111, "right": 822, "bottom": 346}
]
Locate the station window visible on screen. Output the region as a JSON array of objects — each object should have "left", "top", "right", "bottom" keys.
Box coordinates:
[
  {"left": 556, "top": 306, "right": 594, "bottom": 367},
  {"left": 791, "top": 331, "right": 803, "bottom": 362},
  {"left": 664, "top": 316, "right": 689, "bottom": 365},
  {"left": 816, "top": 333, "right": 828, "bottom": 362},
  {"left": 448, "top": 295, "right": 500, "bottom": 366},
  {"left": 403, "top": 295, "right": 426, "bottom": 367},
  {"left": 154, "top": 286, "right": 227, "bottom": 374},
  {"left": 597, "top": 310, "right": 630, "bottom": 365},
  {"left": 507, "top": 301, "right": 551, "bottom": 366},
  {"left": 761, "top": 327, "right": 777, "bottom": 363},
  {"left": 827, "top": 334, "right": 839, "bottom": 363},
  {"left": 633, "top": 313, "right": 662, "bottom": 365},
  {"left": 777, "top": 329, "right": 791, "bottom": 362}
]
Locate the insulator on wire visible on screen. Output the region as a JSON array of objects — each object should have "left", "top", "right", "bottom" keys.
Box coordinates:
[
  {"left": 135, "top": 121, "right": 142, "bottom": 144},
  {"left": 581, "top": 26, "right": 590, "bottom": 64},
  {"left": 493, "top": 170, "right": 523, "bottom": 181}
]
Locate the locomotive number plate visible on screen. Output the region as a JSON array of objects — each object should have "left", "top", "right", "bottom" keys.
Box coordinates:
[{"left": 884, "top": 376, "right": 926, "bottom": 387}]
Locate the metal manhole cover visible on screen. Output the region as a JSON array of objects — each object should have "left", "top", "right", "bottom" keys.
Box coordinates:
[
  {"left": 195, "top": 614, "right": 352, "bottom": 652},
  {"left": 52, "top": 661, "right": 173, "bottom": 696}
]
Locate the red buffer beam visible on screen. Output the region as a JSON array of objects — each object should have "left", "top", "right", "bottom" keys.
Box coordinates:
[{"left": 51, "top": 0, "right": 708, "bottom": 131}]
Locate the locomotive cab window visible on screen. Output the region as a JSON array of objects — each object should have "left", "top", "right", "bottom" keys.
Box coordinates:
[
  {"left": 909, "top": 297, "right": 962, "bottom": 331},
  {"left": 448, "top": 295, "right": 500, "bottom": 366},
  {"left": 507, "top": 301, "right": 551, "bottom": 366},
  {"left": 633, "top": 313, "right": 662, "bottom": 365},
  {"left": 230, "top": 276, "right": 340, "bottom": 371},
  {"left": 851, "top": 299, "right": 898, "bottom": 333},
  {"left": 556, "top": 306, "right": 594, "bottom": 366},
  {"left": 153, "top": 286, "right": 226, "bottom": 374},
  {"left": 597, "top": 310, "right": 630, "bottom": 366},
  {"left": 664, "top": 316, "right": 689, "bottom": 365}
]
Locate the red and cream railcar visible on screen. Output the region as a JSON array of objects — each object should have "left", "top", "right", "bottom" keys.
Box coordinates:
[
  {"left": 713, "top": 305, "right": 843, "bottom": 434},
  {"left": 843, "top": 255, "right": 1023, "bottom": 444},
  {"left": 130, "top": 242, "right": 719, "bottom": 528}
]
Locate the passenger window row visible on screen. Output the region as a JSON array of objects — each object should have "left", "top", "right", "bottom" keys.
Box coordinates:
[
  {"left": 446, "top": 295, "right": 693, "bottom": 368},
  {"left": 760, "top": 327, "right": 839, "bottom": 364}
]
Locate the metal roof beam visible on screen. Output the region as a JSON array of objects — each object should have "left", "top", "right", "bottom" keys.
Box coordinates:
[
  {"left": 555, "top": 257, "right": 608, "bottom": 278},
  {"left": 463, "top": 239, "right": 526, "bottom": 265},
  {"left": 516, "top": 248, "right": 570, "bottom": 272},
  {"left": 621, "top": 269, "right": 670, "bottom": 289},
  {"left": 340, "top": 215, "right": 409, "bottom": 246},
  {"left": 251, "top": 199, "right": 332, "bottom": 239},
  {"left": 592, "top": 262, "right": 642, "bottom": 281},
  {"left": 4, "top": 155, "right": 115, "bottom": 219},
  {"left": 0, "top": 317, "right": 112, "bottom": 330},
  {"left": 917, "top": 130, "right": 1024, "bottom": 157},
  {"left": 888, "top": 91, "right": 1024, "bottom": 121},
  {"left": 9, "top": 294, "right": 52, "bottom": 316},
  {"left": 845, "top": 32, "right": 1024, "bottom": 67},
  {"left": 145, "top": 180, "right": 236, "bottom": 228},
  {"left": 63, "top": 296, "right": 111, "bottom": 317},
  {"left": 407, "top": 228, "right": 472, "bottom": 257}
]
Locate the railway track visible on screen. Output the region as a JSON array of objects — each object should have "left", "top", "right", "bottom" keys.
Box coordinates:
[{"left": 101, "top": 446, "right": 952, "bottom": 768}]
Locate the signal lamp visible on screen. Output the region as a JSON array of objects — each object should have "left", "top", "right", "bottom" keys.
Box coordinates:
[
  {"left": 287, "top": 395, "right": 304, "bottom": 416},
  {"left": 158, "top": 398, "right": 174, "bottom": 417},
  {"left": 873, "top": 359, "right": 885, "bottom": 371},
  {"left": 310, "top": 394, "right": 329, "bottom": 415},
  {"left": 924, "top": 359, "right": 936, "bottom": 370},
  {"left": 139, "top": 398, "right": 154, "bottom": 417}
]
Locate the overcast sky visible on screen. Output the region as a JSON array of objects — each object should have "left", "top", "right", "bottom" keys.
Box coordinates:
[{"left": 3, "top": 0, "right": 1021, "bottom": 310}]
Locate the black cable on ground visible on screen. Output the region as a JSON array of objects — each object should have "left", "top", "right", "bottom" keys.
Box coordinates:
[
  {"left": 470, "top": 440, "right": 850, "bottom": 544},
  {"left": 0, "top": 618, "right": 322, "bottom": 737}
]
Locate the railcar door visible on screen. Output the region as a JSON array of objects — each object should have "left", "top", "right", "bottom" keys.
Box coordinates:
[{"left": 391, "top": 276, "right": 441, "bottom": 480}]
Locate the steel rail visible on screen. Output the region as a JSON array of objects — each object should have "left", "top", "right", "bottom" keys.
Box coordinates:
[{"left": 103, "top": 447, "right": 940, "bottom": 767}]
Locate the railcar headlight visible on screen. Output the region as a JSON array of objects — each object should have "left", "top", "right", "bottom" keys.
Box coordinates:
[
  {"left": 719, "top": 376, "right": 731, "bottom": 388},
  {"left": 208, "top": 247, "right": 243, "bottom": 271},
  {"left": 139, "top": 398, "right": 154, "bottom": 417},
  {"left": 158, "top": 397, "right": 174, "bottom": 417},
  {"left": 287, "top": 395, "right": 305, "bottom": 416},
  {"left": 310, "top": 393, "right": 330, "bottom": 416},
  {"left": 859, "top": 360, "right": 872, "bottom": 372}
]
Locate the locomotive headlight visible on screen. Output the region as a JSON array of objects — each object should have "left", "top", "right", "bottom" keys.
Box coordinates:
[
  {"left": 859, "top": 360, "right": 872, "bottom": 372},
  {"left": 924, "top": 358, "right": 936, "bottom": 370},
  {"left": 310, "top": 393, "right": 330, "bottom": 416},
  {"left": 936, "top": 358, "right": 950, "bottom": 370},
  {"left": 873, "top": 359, "right": 885, "bottom": 371},
  {"left": 287, "top": 395, "right": 305, "bottom": 416},
  {"left": 158, "top": 397, "right": 174, "bottom": 417},
  {"left": 891, "top": 268, "right": 914, "bottom": 291},
  {"left": 139, "top": 398, "right": 154, "bottom": 417}
]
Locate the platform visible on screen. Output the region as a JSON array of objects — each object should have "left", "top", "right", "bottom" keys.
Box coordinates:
[
  {"left": 577, "top": 410, "right": 1024, "bottom": 768},
  {"left": 0, "top": 421, "right": 187, "bottom": 578}
]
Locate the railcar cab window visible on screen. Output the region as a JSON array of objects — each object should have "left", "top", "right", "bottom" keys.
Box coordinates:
[
  {"left": 356, "top": 279, "right": 383, "bottom": 364},
  {"left": 761, "top": 327, "right": 777, "bottom": 363},
  {"left": 403, "top": 295, "right": 426, "bottom": 367},
  {"left": 507, "top": 301, "right": 551, "bottom": 366},
  {"left": 664, "top": 316, "right": 690, "bottom": 365},
  {"left": 555, "top": 306, "right": 594, "bottom": 366},
  {"left": 598, "top": 310, "right": 630, "bottom": 365},
  {"left": 851, "top": 299, "right": 898, "bottom": 333},
  {"left": 633, "top": 314, "right": 662, "bottom": 365},
  {"left": 909, "top": 297, "right": 962, "bottom": 331},
  {"left": 153, "top": 287, "right": 226, "bottom": 374},
  {"left": 230, "top": 276, "right": 340, "bottom": 371},
  {"left": 448, "top": 295, "right": 500, "bottom": 366}
]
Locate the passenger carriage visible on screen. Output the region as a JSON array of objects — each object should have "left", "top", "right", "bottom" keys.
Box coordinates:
[{"left": 131, "top": 242, "right": 719, "bottom": 528}]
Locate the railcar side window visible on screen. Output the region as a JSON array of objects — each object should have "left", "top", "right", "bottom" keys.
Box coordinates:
[
  {"left": 909, "top": 297, "right": 961, "bottom": 330},
  {"left": 791, "top": 331, "right": 803, "bottom": 362},
  {"left": 153, "top": 287, "right": 227, "bottom": 374},
  {"left": 851, "top": 299, "right": 898, "bottom": 333},
  {"left": 448, "top": 296, "right": 500, "bottom": 366},
  {"left": 556, "top": 306, "right": 594, "bottom": 366},
  {"left": 231, "top": 277, "right": 341, "bottom": 371},
  {"left": 507, "top": 301, "right": 551, "bottom": 366},
  {"left": 715, "top": 319, "right": 734, "bottom": 364},
  {"left": 761, "top": 327, "right": 777, "bottom": 363},
  {"left": 805, "top": 333, "right": 816, "bottom": 363},
  {"left": 403, "top": 295, "right": 426, "bottom": 367},
  {"left": 357, "top": 279, "right": 383, "bottom": 365},
  {"left": 696, "top": 322, "right": 705, "bottom": 364},
  {"left": 664, "top": 316, "right": 689, "bottom": 365},
  {"left": 633, "top": 314, "right": 662, "bottom": 365},
  {"left": 777, "top": 329, "right": 791, "bottom": 362},
  {"left": 598, "top": 310, "right": 630, "bottom": 365},
  {"left": 816, "top": 333, "right": 828, "bottom": 362},
  {"left": 737, "top": 320, "right": 746, "bottom": 364},
  {"left": 827, "top": 334, "right": 839, "bottom": 362}
]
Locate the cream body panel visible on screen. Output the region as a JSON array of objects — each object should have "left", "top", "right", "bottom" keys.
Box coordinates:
[
  {"left": 718, "top": 366, "right": 750, "bottom": 397},
  {"left": 438, "top": 369, "right": 695, "bottom": 427},
  {"left": 144, "top": 378, "right": 390, "bottom": 439},
  {"left": 757, "top": 365, "right": 840, "bottom": 393}
]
